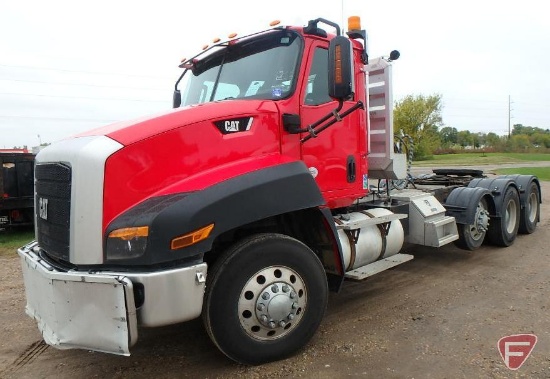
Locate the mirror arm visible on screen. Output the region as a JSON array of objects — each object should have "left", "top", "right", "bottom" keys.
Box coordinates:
[
  {"left": 173, "top": 68, "right": 189, "bottom": 108},
  {"left": 290, "top": 100, "right": 344, "bottom": 134},
  {"left": 305, "top": 18, "right": 341, "bottom": 36},
  {"left": 347, "top": 29, "right": 369, "bottom": 64},
  {"left": 301, "top": 100, "right": 364, "bottom": 143}
]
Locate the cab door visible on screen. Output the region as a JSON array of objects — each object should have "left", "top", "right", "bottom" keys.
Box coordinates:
[{"left": 299, "top": 42, "right": 367, "bottom": 209}]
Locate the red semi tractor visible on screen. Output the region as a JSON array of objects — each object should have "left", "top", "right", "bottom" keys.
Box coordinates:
[{"left": 19, "top": 17, "right": 541, "bottom": 364}]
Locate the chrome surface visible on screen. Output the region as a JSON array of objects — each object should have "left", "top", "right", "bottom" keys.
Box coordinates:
[{"left": 238, "top": 266, "right": 306, "bottom": 341}]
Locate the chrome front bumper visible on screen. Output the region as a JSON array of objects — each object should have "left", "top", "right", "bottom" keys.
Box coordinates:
[{"left": 18, "top": 241, "right": 207, "bottom": 356}]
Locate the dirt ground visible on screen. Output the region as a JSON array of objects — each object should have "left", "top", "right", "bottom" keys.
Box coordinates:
[{"left": 1, "top": 182, "right": 549, "bottom": 379}]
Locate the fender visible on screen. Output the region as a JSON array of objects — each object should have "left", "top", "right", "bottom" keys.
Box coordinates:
[
  {"left": 105, "top": 161, "right": 327, "bottom": 265},
  {"left": 319, "top": 207, "right": 345, "bottom": 292},
  {"left": 468, "top": 177, "right": 519, "bottom": 218},
  {"left": 444, "top": 186, "right": 493, "bottom": 225},
  {"left": 499, "top": 174, "right": 542, "bottom": 208}
]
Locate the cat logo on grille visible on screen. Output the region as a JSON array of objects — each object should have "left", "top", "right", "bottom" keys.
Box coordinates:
[{"left": 38, "top": 198, "right": 49, "bottom": 220}]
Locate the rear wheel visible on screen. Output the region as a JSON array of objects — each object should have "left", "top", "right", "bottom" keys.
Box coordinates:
[
  {"left": 487, "top": 186, "right": 520, "bottom": 246},
  {"left": 203, "top": 233, "right": 328, "bottom": 365},
  {"left": 518, "top": 182, "right": 540, "bottom": 234},
  {"left": 455, "top": 197, "right": 489, "bottom": 250}
]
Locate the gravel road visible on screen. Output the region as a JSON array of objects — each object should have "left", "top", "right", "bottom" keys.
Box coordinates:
[{"left": 1, "top": 181, "right": 548, "bottom": 379}]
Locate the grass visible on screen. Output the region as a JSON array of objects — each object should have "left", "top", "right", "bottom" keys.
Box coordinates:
[
  {"left": 495, "top": 167, "right": 550, "bottom": 181},
  {"left": 0, "top": 228, "right": 34, "bottom": 257},
  {"left": 414, "top": 152, "right": 550, "bottom": 166}
]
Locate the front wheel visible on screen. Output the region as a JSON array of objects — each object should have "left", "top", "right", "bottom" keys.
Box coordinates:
[{"left": 203, "top": 233, "right": 328, "bottom": 365}]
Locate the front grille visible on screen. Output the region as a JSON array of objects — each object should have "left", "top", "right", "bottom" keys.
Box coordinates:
[{"left": 36, "top": 163, "right": 72, "bottom": 262}]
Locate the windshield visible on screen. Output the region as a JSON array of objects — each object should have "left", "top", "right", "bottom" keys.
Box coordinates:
[{"left": 177, "top": 30, "right": 302, "bottom": 106}]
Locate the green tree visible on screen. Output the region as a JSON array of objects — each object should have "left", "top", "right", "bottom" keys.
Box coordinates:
[
  {"left": 531, "top": 132, "right": 550, "bottom": 148},
  {"left": 457, "top": 130, "right": 473, "bottom": 147},
  {"left": 486, "top": 132, "right": 501, "bottom": 147},
  {"left": 512, "top": 123, "right": 547, "bottom": 136},
  {"left": 393, "top": 94, "right": 443, "bottom": 159},
  {"left": 512, "top": 124, "right": 526, "bottom": 136},
  {"left": 474, "top": 132, "right": 486, "bottom": 148},
  {"left": 510, "top": 134, "right": 530, "bottom": 150},
  {"left": 439, "top": 126, "right": 458, "bottom": 146}
]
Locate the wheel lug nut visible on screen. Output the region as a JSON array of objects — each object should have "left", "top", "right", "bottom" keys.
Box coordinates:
[
  {"left": 288, "top": 313, "right": 295, "bottom": 320},
  {"left": 290, "top": 291, "right": 296, "bottom": 299},
  {"left": 268, "top": 321, "right": 276, "bottom": 329},
  {"left": 279, "top": 320, "right": 286, "bottom": 327},
  {"left": 262, "top": 292, "right": 270, "bottom": 300},
  {"left": 282, "top": 285, "right": 290, "bottom": 293},
  {"left": 271, "top": 285, "right": 279, "bottom": 293},
  {"left": 257, "top": 303, "right": 265, "bottom": 311},
  {"left": 292, "top": 302, "right": 298, "bottom": 309},
  {"left": 261, "top": 314, "right": 268, "bottom": 323}
]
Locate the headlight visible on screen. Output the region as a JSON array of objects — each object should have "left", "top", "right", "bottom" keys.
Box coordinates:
[{"left": 106, "top": 226, "right": 149, "bottom": 260}]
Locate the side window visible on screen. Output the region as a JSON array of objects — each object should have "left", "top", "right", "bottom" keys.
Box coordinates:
[{"left": 304, "top": 48, "right": 332, "bottom": 105}]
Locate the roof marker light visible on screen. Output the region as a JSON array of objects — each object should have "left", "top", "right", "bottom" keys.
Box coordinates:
[
  {"left": 228, "top": 32, "right": 237, "bottom": 38},
  {"left": 212, "top": 37, "right": 221, "bottom": 43},
  {"left": 270, "top": 20, "right": 281, "bottom": 26}
]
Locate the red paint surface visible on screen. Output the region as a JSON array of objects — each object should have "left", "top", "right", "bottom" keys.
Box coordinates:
[{"left": 102, "top": 100, "right": 284, "bottom": 228}]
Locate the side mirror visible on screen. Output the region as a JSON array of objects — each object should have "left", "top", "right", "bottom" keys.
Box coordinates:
[
  {"left": 328, "top": 36, "right": 354, "bottom": 100},
  {"left": 389, "top": 50, "right": 400, "bottom": 61},
  {"left": 173, "top": 90, "right": 181, "bottom": 108}
]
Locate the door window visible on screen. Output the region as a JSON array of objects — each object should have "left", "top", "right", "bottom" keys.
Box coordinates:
[{"left": 304, "top": 48, "right": 332, "bottom": 105}]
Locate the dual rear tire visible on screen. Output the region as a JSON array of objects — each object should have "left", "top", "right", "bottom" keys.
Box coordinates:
[
  {"left": 486, "top": 186, "right": 521, "bottom": 247},
  {"left": 456, "top": 180, "right": 540, "bottom": 250},
  {"left": 518, "top": 182, "right": 540, "bottom": 234}
]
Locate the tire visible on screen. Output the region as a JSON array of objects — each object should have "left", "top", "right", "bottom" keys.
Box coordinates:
[
  {"left": 486, "top": 186, "right": 520, "bottom": 247},
  {"left": 518, "top": 182, "right": 540, "bottom": 234},
  {"left": 455, "top": 197, "right": 489, "bottom": 250},
  {"left": 203, "top": 233, "right": 328, "bottom": 365}
]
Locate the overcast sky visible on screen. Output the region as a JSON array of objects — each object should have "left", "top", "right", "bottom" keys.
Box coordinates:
[{"left": 1, "top": 0, "right": 548, "bottom": 148}]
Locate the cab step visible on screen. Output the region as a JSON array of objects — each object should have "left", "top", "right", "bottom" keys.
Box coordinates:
[{"left": 344, "top": 253, "right": 414, "bottom": 280}]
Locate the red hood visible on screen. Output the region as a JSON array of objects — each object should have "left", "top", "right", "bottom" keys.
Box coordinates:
[
  {"left": 76, "top": 100, "right": 278, "bottom": 146},
  {"left": 100, "top": 99, "right": 287, "bottom": 227}
]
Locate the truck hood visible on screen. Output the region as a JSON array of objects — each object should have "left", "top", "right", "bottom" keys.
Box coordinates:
[
  {"left": 76, "top": 100, "right": 278, "bottom": 146},
  {"left": 99, "top": 99, "right": 285, "bottom": 227}
]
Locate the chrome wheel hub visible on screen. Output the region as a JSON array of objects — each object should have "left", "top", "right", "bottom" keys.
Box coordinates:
[
  {"left": 470, "top": 202, "right": 489, "bottom": 240},
  {"left": 238, "top": 266, "right": 306, "bottom": 341}
]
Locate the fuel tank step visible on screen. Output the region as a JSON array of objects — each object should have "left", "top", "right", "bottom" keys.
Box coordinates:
[{"left": 344, "top": 253, "right": 414, "bottom": 280}]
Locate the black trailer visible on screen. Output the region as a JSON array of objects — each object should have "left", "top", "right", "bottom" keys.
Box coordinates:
[{"left": 0, "top": 153, "right": 35, "bottom": 229}]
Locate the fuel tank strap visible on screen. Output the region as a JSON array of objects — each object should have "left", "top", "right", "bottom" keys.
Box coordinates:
[
  {"left": 334, "top": 218, "right": 356, "bottom": 271},
  {"left": 358, "top": 211, "right": 388, "bottom": 261}
]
